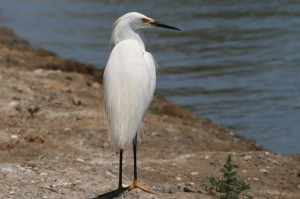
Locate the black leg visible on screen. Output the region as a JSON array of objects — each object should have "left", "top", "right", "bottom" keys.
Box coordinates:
[
  {"left": 133, "top": 134, "right": 138, "bottom": 181},
  {"left": 118, "top": 148, "right": 123, "bottom": 190},
  {"left": 128, "top": 134, "right": 155, "bottom": 194}
]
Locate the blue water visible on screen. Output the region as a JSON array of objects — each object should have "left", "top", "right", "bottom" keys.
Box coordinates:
[{"left": 1, "top": 0, "right": 299, "bottom": 154}]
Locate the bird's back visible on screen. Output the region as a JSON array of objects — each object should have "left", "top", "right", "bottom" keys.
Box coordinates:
[{"left": 104, "top": 39, "right": 156, "bottom": 149}]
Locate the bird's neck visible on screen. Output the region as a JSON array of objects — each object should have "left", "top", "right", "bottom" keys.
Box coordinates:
[{"left": 112, "top": 23, "right": 145, "bottom": 50}]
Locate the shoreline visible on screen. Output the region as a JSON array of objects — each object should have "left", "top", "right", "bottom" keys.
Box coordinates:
[{"left": 0, "top": 26, "right": 299, "bottom": 199}]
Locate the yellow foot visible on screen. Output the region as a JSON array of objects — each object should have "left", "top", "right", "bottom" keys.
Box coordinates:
[{"left": 128, "top": 180, "right": 155, "bottom": 194}]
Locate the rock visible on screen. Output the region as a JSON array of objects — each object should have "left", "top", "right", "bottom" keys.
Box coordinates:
[
  {"left": 259, "top": 168, "right": 269, "bottom": 174},
  {"left": 28, "top": 105, "right": 40, "bottom": 117},
  {"left": 72, "top": 97, "right": 82, "bottom": 106},
  {"left": 25, "top": 134, "right": 35, "bottom": 142},
  {"left": 63, "top": 128, "right": 72, "bottom": 134},
  {"left": 183, "top": 186, "right": 194, "bottom": 192},
  {"left": 244, "top": 155, "right": 252, "bottom": 161},
  {"left": 10, "top": 134, "right": 18, "bottom": 139}
]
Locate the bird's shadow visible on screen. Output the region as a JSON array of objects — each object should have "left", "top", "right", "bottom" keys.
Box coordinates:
[{"left": 90, "top": 187, "right": 129, "bottom": 199}]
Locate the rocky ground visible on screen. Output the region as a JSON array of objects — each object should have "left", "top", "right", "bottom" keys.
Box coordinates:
[{"left": 0, "top": 27, "right": 299, "bottom": 199}]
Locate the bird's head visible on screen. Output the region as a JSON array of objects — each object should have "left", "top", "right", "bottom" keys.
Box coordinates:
[
  {"left": 116, "top": 12, "right": 181, "bottom": 31},
  {"left": 111, "top": 12, "right": 180, "bottom": 46}
]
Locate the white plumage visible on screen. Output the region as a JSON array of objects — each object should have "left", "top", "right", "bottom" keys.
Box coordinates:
[
  {"left": 104, "top": 12, "right": 156, "bottom": 149},
  {"left": 103, "top": 12, "right": 179, "bottom": 192}
]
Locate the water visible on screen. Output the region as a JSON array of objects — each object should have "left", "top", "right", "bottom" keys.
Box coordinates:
[{"left": 1, "top": 0, "right": 299, "bottom": 154}]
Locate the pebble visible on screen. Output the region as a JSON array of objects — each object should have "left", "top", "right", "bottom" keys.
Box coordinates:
[
  {"left": 76, "top": 158, "right": 84, "bottom": 163},
  {"left": 244, "top": 155, "right": 252, "bottom": 161},
  {"left": 259, "top": 168, "right": 269, "bottom": 174},
  {"left": 28, "top": 105, "right": 40, "bottom": 116},
  {"left": 185, "top": 182, "right": 194, "bottom": 186},
  {"left": 190, "top": 172, "right": 198, "bottom": 175},
  {"left": 183, "top": 187, "right": 194, "bottom": 192},
  {"left": 176, "top": 177, "right": 181, "bottom": 181},
  {"left": 253, "top": 177, "right": 260, "bottom": 181},
  {"left": 105, "top": 171, "right": 116, "bottom": 179},
  {"left": 25, "top": 134, "right": 35, "bottom": 142},
  {"left": 63, "top": 128, "right": 72, "bottom": 134},
  {"left": 10, "top": 134, "right": 18, "bottom": 139},
  {"left": 72, "top": 97, "right": 82, "bottom": 106}
]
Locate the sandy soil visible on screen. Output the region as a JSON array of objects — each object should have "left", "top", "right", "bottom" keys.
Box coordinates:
[{"left": 0, "top": 27, "right": 299, "bottom": 199}]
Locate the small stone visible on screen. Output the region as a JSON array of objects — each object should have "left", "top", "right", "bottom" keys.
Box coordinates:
[
  {"left": 259, "top": 168, "right": 269, "bottom": 174},
  {"left": 176, "top": 177, "right": 181, "bottom": 181},
  {"left": 25, "top": 134, "right": 35, "bottom": 142},
  {"left": 191, "top": 172, "right": 198, "bottom": 175},
  {"left": 244, "top": 155, "right": 252, "bottom": 161},
  {"left": 105, "top": 171, "right": 116, "bottom": 178},
  {"left": 30, "top": 84, "right": 37, "bottom": 90},
  {"left": 183, "top": 187, "right": 194, "bottom": 192},
  {"left": 229, "top": 131, "right": 235, "bottom": 136},
  {"left": 72, "top": 97, "right": 82, "bottom": 106},
  {"left": 28, "top": 105, "right": 40, "bottom": 116},
  {"left": 63, "top": 128, "right": 72, "bottom": 134},
  {"left": 253, "top": 177, "right": 260, "bottom": 181},
  {"left": 76, "top": 158, "right": 84, "bottom": 163},
  {"left": 10, "top": 134, "right": 18, "bottom": 139},
  {"left": 185, "top": 182, "right": 194, "bottom": 186}
]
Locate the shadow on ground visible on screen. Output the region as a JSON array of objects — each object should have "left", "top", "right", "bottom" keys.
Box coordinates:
[{"left": 91, "top": 187, "right": 129, "bottom": 199}]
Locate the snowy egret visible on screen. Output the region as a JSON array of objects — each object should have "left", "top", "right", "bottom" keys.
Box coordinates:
[{"left": 103, "top": 12, "right": 180, "bottom": 193}]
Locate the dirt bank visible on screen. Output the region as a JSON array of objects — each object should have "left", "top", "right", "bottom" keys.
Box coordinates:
[{"left": 0, "top": 27, "right": 299, "bottom": 199}]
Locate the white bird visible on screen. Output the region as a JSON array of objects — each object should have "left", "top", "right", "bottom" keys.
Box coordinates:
[{"left": 103, "top": 12, "right": 180, "bottom": 193}]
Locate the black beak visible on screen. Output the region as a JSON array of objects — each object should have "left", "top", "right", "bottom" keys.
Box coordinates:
[{"left": 150, "top": 21, "right": 181, "bottom": 31}]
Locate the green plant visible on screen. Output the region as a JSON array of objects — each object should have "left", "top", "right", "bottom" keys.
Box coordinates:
[
  {"left": 205, "top": 154, "right": 251, "bottom": 199},
  {"left": 150, "top": 104, "right": 165, "bottom": 115}
]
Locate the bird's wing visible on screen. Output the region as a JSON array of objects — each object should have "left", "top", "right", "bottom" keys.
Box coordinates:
[
  {"left": 103, "top": 39, "right": 155, "bottom": 149},
  {"left": 143, "top": 51, "right": 157, "bottom": 109}
]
